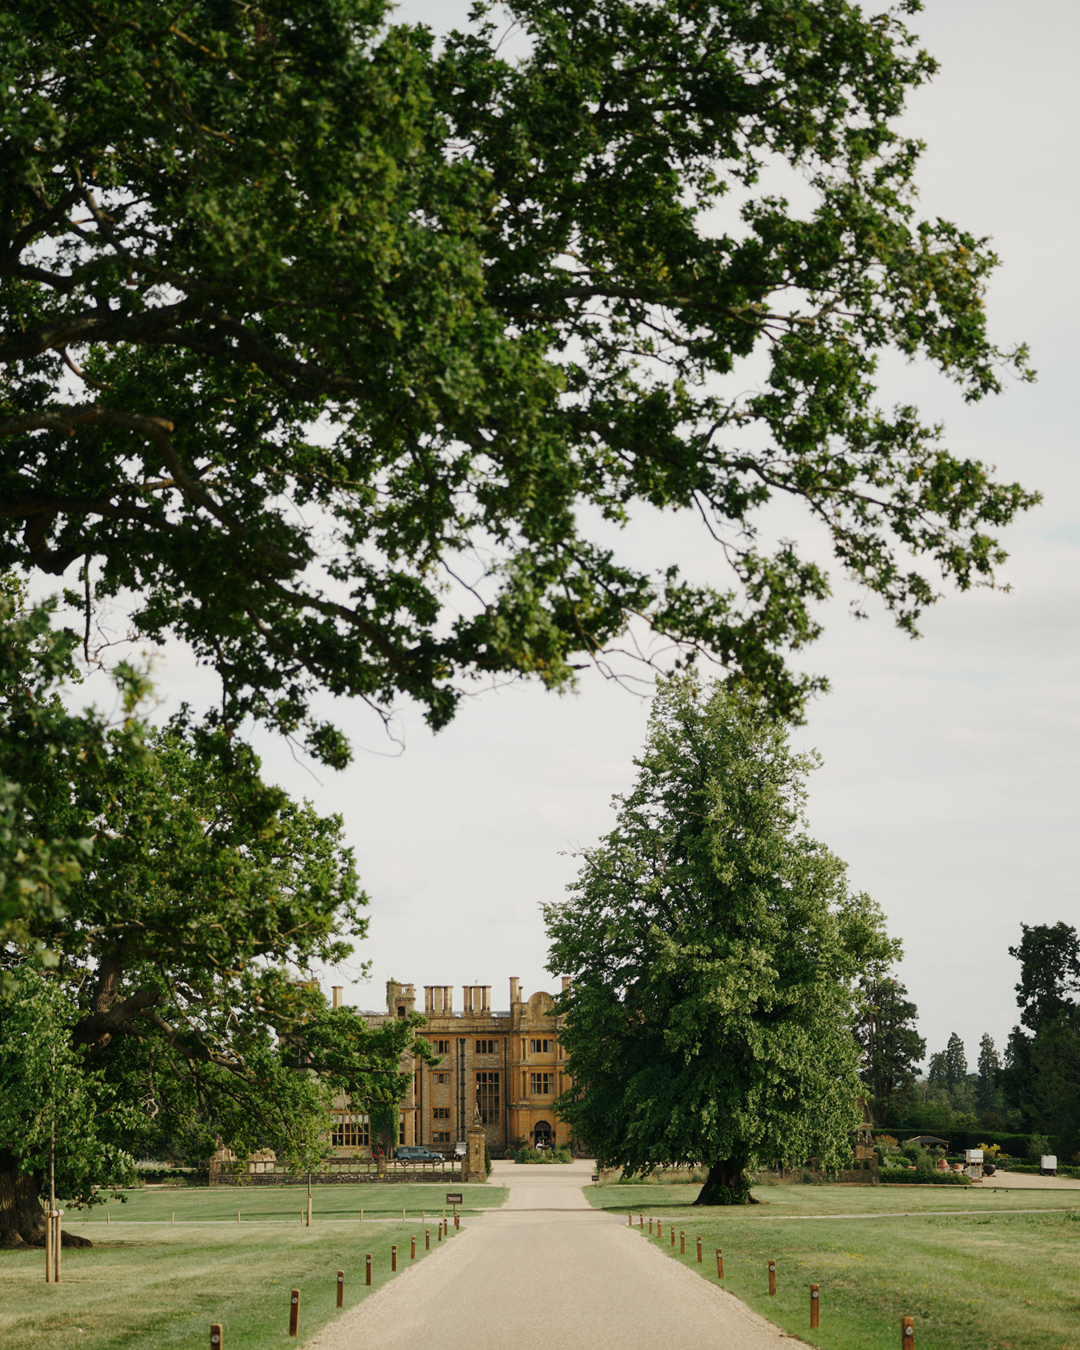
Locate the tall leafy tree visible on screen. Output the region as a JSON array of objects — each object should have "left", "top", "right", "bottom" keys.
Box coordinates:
[
  {"left": 544, "top": 675, "right": 896, "bottom": 1205},
  {"left": 0, "top": 596, "right": 420, "bottom": 1246},
  {"left": 976, "top": 1033, "right": 1001, "bottom": 1115},
  {"left": 945, "top": 1032, "right": 968, "bottom": 1087},
  {"left": 855, "top": 974, "right": 925, "bottom": 1108},
  {"left": 1003, "top": 923, "right": 1080, "bottom": 1130},
  {"left": 0, "top": 0, "right": 1037, "bottom": 763}
]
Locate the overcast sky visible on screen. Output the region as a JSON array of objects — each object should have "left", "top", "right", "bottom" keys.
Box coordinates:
[{"left": 60, "top": 0, "right": 1080, "bottom": 1072}]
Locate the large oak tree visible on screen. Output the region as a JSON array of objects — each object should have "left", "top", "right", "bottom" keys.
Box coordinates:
[
  {"left": 1, "top": 0, "right": 1036, "bottom": 763},
  {"left": 0, "top": 589, "right": 419, "bottom": 1246}
]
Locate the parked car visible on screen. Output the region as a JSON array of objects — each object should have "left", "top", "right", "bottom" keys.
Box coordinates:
[{"left": 394, "top": 1146, "right": 444, "bottom": 1163}]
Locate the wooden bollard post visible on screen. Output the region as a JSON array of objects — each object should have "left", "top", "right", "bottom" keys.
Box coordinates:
[
  {"left": 670, "top": 1225, "right": 675, "bottom": 1247},
  {"left": 639, "top": 1214, "right": 643, "bottom": 1229},
  {"left": 210, "top": 1324, "right": 222, "bottom": 1349},
  {"left": 288, "top": 1289, "right": 300, "bottom": 1338},
  {"left": 768, "top": 1260, "right": 776, "bottom": 1295},
  {"left": 902, "top": 1316, "right": 914, "bottom": 1349},
  {"left": 628, "top": 1212, "right": 633, "bottom": 1226},
  {"left": 237, "top": 1211, "right": 241, "bottom": 1224},
  {"left": 172, "top": 1212, "right": 175, "bottom": 1224},
  {"left": 107, "top": 1212, "right": 110, "bottom": 1225},
  {"left": 360, "top": 1207, "right": 364, "bottom": 1225},
  {"left": 337, "top": 1270, "right": 344, "bottom": 1308},
  {"left": 810, "top": 1284, "right": 820, "bottom": 1328},
  {"left": 425, "top": 1229, "right": 430, "bottom": 1250},
  {"left": 454, "top": 1212, "right": 459, "bottom": 1230},
  {"left": 365, "top": 1254, "right": 372, "bottom": 1286},
  {"left": 648, "top": 1217, "right": 653, "bottom": 1235},
  {"left": 696, "top": 1236, "right": 702, "bottom": 1263},
  {"left": 438, "top": 1222, "right": 443, "bottom": 1242},
  {"left": 402, "top": 1208, "right": 405, "bottom": 1222},
  {"left": 391, "top": 1244, "right": 397, "bottom": 1272},
  {"left": 680, "top": 1231, "right": 685, "bottom": 1254},
  {"left": 411, "top": 1235, "right": 416, "bottom": 1260},
  {"left": 716, "top": 1248, "right": 724, "bottom": 1279}
]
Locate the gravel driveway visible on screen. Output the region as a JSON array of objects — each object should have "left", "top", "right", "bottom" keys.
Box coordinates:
[{"left": 303, "top": 1160, "right": 788, "bottom": 1350}]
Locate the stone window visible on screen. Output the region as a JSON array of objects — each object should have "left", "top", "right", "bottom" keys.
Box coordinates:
[
  {"left": 529, "top": 1038, "right": 554, "bottom": 1054},
  {"left": 433, "top": 1039, "right": 450, "bottom": 1056},
  {"left": 433, "top": 1107, "right": 450, "bottom": 1120},
  {"left": 433, "top": 1071, "right": 450, "bottom": 1084},
  {"left": 330, "top": 1111, "right": 370, "bottom": 1147},
  {"left": 433, "top": 1131, "right": 451, "bottom": 1143},
  {"left": 475, "top": 1039, "right": 497, "bottom": 1055},
  {"left": 476, "top": 1071, "right": 500, "bottom": 1123},
  {"left": 530, "top": 1072, "right": 555, "bottom": 1095}
]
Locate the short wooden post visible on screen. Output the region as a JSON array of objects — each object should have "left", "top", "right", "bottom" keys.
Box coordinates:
[
  {"left": 210, "top": 1323, "right": 222, "bottom": 1349},
  {"left": 438, "top": 1222, "right": 443, "bottom": 1242},
  {"left": 360, "top": 1207, "right": 363, "bottom": 1225},
  {"left": 696, "top": 1236, "right": 702, "bottom": 1263},
  {"left": 172, "top": 1212, "right": 175, "bottom": 1224},
  {"left": 670, "top": 1225, "right": 675, "bottom": 1247},
  {"left": 336, "top": 1270, "right": 344, "bottom": 1308},
  {"left": 810, "top": 1284, "right": 820, "bottom": 1328},
  {"left": 902, "top": 1316, "right": 914, "bottom": 1349},
  {"left": 391, "top": 1244, "right": 397, "bottom": 1272},
  {"left": 425, "top": 1229, "right": 430, "bottom": 1250},
  {"left": 628, "top": 1212, "right": 633, "bottom": 1226},
  {"left": 107, "top": 1212, "right": 110, "bottom": 1225},
  {"left": 365, "top": 1254, "right": 372, "bottom": 1286},
  {"left": 454, "top": 1212, "right": 459, "bottom": 1230},
  {"left": 648, "top": 1217, "right": 653, "bottom": 1235},
  {"left": 768, "top": 1260, "right": 776, "bottom": 1295},
  {"left": 288, "top": 1289, "right": 300, "bottom": 1338},
  {"left": 45, "top": 1209, "right": 53, "bottom": 1284},
  {"left": 237, "top": 1211, "right": 241, "bottom": 1224},
  {"left": 402, "top": 1208, "right": 405, "bottom": 1221},
  {"left": 639, "top": 1214, "right": 643, "bottom": 1229},
  {"left": 716, "top": 1248, "right": 724, "bottom": 1279},
  {"left": 680, "top": 1231, "right": 685, "bottom": 1254},
  {"left": 411, "top": 1235, "right": 416, "bottom": 1260}
]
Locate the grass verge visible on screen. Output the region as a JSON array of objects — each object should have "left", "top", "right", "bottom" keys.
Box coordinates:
[
  {"left": 1, "top": 1218, "right": 463, "bottom": 1350},
  {"left": 591, "top": 1183, "right": 1080, "bottom": 1350},
  {"left": 76, "top": 1181, "right": 507, "bottom": 1224}
]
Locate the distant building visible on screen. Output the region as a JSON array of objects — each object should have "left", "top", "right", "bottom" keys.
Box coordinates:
[{"left": 329, "top": 977, "right": 573, "bottom": 1157}]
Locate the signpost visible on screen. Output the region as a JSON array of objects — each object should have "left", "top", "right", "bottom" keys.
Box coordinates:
[{"left": 446, "top": 1192, "right": 462, "bottom": 1226}]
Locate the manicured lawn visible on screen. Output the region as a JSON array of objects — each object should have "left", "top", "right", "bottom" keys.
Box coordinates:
[
  {"left": 75, "top": 1181, "right": 507, "bottom": 1224},
  {"left": 591, "top": 1183, "right": 1080, "bottom": 1350},
  {"left": 2, "top": 1217, "right": 463, "bottom": 1350}
]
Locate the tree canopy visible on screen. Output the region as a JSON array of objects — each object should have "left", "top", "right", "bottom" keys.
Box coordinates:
[
  {"left": 854, "top": 974, "right": 925, "bottom": 1108},
  {"left": 544, "top": 675, "right": 896, "bottom": 1204},
  {"left": 0, "top": 590, "right": 420, "bottom": 1245},
  {"left": 1, "top": 0, "right": 1037, "bottom": 762}
]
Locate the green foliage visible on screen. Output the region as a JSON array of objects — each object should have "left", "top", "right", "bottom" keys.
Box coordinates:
[
  {"left": 855, "top": 974, "right": 925, "bottom": 1107},
  {"left": 0, "top": 594, "right": 421, "bottom": 1213},
  {"left": 1002, "top": 924, "right": 1080, "bottom": 1148},
  {"left": 513, "top": 1145, "right": 571, "bottom": 1165},
  {"left": 0, "top": 0, "right": 1038, "bottom": 761},
  {"left": 544, "top": 675, "right": 897, "bottom": 1203},
  {"left": 0, "top": 969, "right": 137, "bottom": 1206}
]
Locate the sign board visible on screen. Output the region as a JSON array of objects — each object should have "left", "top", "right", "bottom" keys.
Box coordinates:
[
  {"left": 446, "top": 1192, "right": 463, "bottom": 1205},
  {"left": 964, "top": 1149, "right": 983, "bottom": 1163},
  {"left": 591, "top": 1173, "right": 600, "bottom": 1183}
]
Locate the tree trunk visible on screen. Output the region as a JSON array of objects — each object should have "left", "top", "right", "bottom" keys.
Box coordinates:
[
  {"left": 0, "top": 1150, "right": 92, "bottom": 1249},
  {"left": 693, "top": 1159, "right": 759, "bottom": 1206}
]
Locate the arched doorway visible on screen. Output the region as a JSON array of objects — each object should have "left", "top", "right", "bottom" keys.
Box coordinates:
[{"left": 533, "top": 1121, "right": 553, "bottom": 1148}]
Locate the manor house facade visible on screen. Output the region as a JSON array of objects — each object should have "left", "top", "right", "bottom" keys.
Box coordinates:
[{"left": 330, "top": 976, "right": 573, "bottom": 1158}]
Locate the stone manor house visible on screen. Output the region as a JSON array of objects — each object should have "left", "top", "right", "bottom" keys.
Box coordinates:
[{"left": 329, "top": 976, "right": 573, "bottom": 1159}]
